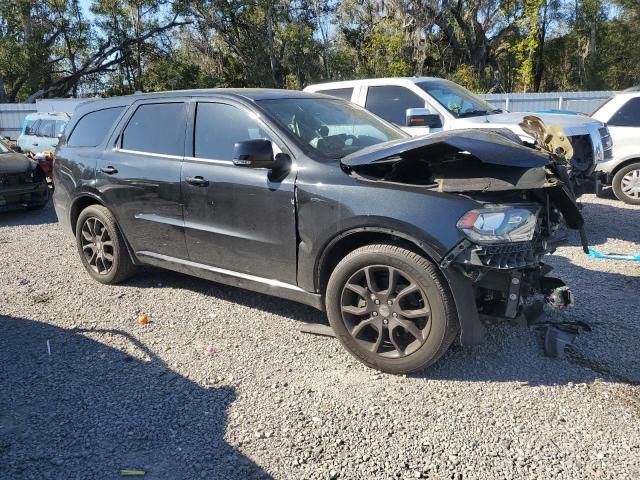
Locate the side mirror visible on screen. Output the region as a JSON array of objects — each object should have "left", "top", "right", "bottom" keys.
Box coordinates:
[
  {"left": 406, "top": 108, "right": 442, "bottom": 129},
  {"left": 232, "top": 139, "right": 274, "bottom": 168}
]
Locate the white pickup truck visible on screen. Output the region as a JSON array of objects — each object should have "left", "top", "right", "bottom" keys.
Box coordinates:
[{"left": 304, "top": 77, "right": 612, "bottom": 195}]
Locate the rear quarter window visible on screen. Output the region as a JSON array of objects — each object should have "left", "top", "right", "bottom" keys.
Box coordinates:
[{"left": 67, "top": 107, "right": 125, "bottom": 147}]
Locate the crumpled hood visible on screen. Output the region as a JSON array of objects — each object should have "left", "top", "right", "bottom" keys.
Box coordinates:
[
  {"left": 341, "top": 128, "right": 550, "bottom": 169},
  {"left": 0, "top": 152, "right": 32, "bottom": 174},
  {"left": 454, "top": 111, "right": 603, "bottom": 137}
]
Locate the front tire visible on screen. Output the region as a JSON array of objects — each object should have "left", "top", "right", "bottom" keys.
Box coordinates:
[
  {"left": 612, "top": 162, "right": 640, "bottom": 205},
  {"left": 75, "top": 204, "right": 136, "bottom": 284},
  {"left": 326, "top": 244, "right": 458, "bottom": 374}
]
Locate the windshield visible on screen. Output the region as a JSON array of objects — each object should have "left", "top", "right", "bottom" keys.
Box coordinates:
[
  {"left": 0, "top": 140, "right": 10, "bottom": 153},
  {"left": 417, "top": 80, "right": 501, "bottom": 118},
  {"left": 257, "top": 98, "right": 407, "bottom": 159}
]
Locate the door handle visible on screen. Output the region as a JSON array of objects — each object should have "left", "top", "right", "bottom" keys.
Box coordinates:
[
  {"left": 100, "top": 166, "right": 118, "bottom": 175},
  {"left": 186, "top": 176, "right": 209, "bottom": 187}
]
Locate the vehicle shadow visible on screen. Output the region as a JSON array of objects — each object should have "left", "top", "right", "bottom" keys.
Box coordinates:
[
  {"left": 123, "top": 267, "right": 328, "bottom": 326},
  {"left": 0, "top": 315, "right": 271, "bottom": 480},
  {"left": 0, "top": 196, "right": 57, "bottom": 227},
  {"left": 120, "top": 262, "right": 640, "bottom": 388}
]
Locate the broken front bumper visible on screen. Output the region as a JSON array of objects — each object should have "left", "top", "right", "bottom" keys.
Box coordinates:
[
  {"left": 439, "top": 235, "right": 575, "bottom": 345},
  {"left": 0, "top": 183, "right": 48, "bottom": 211}
]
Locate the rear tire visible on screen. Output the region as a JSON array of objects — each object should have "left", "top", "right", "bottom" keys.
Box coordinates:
[
  {"left": 612, "top": 162, "right": 640, "bottom": 205},
  {"left": 75, "top": 204, "right": 136, "bottom": 284},
  {"left": 326, "top": 244, "right": 458, "bottom": 374}
]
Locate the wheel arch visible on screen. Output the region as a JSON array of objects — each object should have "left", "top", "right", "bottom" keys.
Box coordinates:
[
  {"left": 70, "top": 194, "right": 140, "bottom": 265},
  {"left": 315, "top": 227, "right": 485, "bottom": 347},
  {"left": 315, "top": 227, "right": 443, "bottom": 295},
  {"left": 70, "top": 194, "right": 104, "bottom": 234},
  {"left": 611, "top": 157, "right": 640, "bottom": 178}
]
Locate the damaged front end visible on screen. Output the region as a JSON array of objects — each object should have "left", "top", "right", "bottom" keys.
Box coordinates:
[{"left": 342, "top": 126, "right": 587, "bottom": 342}]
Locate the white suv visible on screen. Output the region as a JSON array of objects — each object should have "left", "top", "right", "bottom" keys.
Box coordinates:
[
  {"left": 17, "top": 112, "right": 70, "bottom": 155},
  {"left": 592, "top": 88, "right": 640, "bottom": 204},
  {"left": 304, "top": 77, "right": 612, "bottom": 195}
]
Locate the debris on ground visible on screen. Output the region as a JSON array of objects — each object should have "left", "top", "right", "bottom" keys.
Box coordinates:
[
  {"left": 119, "top": 469, "right": 146, "bottom": 476},
  {"left": 136, "top": 313, "right": 149, "bottom": 326}
]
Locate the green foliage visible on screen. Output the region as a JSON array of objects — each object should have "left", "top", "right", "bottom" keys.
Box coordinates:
[{"left": 1, "top": 0, "right": 640, "bottom": 101}]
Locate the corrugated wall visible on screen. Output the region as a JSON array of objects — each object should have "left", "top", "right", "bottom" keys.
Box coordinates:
[
  {"left": 0, "top": 104, "right": 37, "bottom": 139},
  {"left": 0, "top": 99, "right": 83, "bottom": 139},
  {"left": 478, "top": 91, "right": 613, "bottom": 114}
]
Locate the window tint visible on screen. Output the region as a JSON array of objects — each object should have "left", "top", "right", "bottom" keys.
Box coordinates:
[
  {"left": 365, "top": 86, "right": 425, "bottom": 125},
  {"left": 38, "top": 120, "right": 55, "bottom": 137},
  {"left": 68, "top": 107, "right": 124, "bottom": 147},
  {"left": 316, "top": 88, "right": 354, "bottom": 101},
  {"left": 195, "top": 103, "right": 272, "bottom": 161},
  {"left": 608, "top": 97, "right": 640, "bottom": 127},
  {"left": 122, "top": 103, "right": 186, "bottom": 156}
]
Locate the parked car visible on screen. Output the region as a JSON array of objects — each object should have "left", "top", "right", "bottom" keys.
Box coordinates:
[
  {"left": 53, "top": 90, "right": 584, "bottom": 374},
  {"left": 0, "top": 137, "right": 50, "bottom": 211},
  {"left": 304, "top": 78, "right": 612, "bottom": 195},
  {"left": 17, "top": 112, "right": 69, "bottom": 155},
  {"left": 592, "top": 87, "right": 640, "bottom": 204}
]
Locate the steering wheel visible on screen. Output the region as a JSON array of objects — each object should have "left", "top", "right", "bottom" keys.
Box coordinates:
[{"left": 344, "top": 134, "right": 357, "bottom": 146}]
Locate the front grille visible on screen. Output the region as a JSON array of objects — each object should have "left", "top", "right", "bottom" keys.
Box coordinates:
[
  {"left": 473, "top": 242, "right": 537, "bottom": 269},
  {"left": 599, "top": 127, "right": 613, "bottom": 160},
  {"left": 0, "top": 171, "right": 31, "bottom": 186}
]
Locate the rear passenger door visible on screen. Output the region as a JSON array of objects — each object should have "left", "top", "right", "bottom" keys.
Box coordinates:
[
  {"left": 98, "top": 99, "right": 189, "bottom": 259},
  {"left": 181, "top": 100, "right": 298, "bottom": 284}
]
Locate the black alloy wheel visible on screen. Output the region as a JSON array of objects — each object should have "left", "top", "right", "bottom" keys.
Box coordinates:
[
  {"left": 80, "top": 216, "right": 115, "bottom": 275},
  {"left": 326, "top": 244, "right": 458, "bottom": 374},
  {"left": 75, "top": 204, "right": 136, "bottom": 284},
  {"left": 340, "top": 265, "right": 431, "bottom": 358}
]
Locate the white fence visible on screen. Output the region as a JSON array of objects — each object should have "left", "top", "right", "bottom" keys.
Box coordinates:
[{"left": 478, "top": 91, "right": 613, "bottom": 115}]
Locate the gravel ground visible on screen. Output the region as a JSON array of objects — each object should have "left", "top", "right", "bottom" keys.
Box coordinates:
[{"left": 1, "top": 194, "right": 638, "bottom": 480}]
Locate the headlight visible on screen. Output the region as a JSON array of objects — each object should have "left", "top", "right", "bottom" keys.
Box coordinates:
[{"left": 457, "top": 206, "right": 539, "bottom": 244}]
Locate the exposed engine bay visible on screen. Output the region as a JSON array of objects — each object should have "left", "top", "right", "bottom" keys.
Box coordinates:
[{"left": 341, "top": 120, "right": 587, "bottom": 326}]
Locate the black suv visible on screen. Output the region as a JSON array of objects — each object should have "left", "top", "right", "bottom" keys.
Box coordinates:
[{"left": 53, "top": 89, "right": 584, "bottom": 373}]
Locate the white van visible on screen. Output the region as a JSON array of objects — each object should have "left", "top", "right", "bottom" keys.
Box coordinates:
[
  {"left": 17, "top": 112, "right": 70, "bottom": 154},
  {"left": 304, "top": 77, "right": 611, "bottom": 193}
]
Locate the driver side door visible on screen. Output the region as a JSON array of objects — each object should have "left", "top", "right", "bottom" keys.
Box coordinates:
[{"left": 181, "top": 100, "right": 298, "bottom": 285}]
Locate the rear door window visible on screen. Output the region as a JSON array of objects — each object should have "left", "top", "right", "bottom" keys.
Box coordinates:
[
  {"left": 316, "top": 88, "right": 354, "bottom": 101},
  {"left": 608, "top": 97, "right": 640, "bottom": 127},
  {"left": 365, "top": 86, "right": 425, "bottom": 126},
  {"left": 68, "top": 107, "right": 124, "bottom": 147},
  {"left": 121, "top": 103, "right": 186, "bottom": 156},
  {"left": 194, "top": 103, "right": 272, "bottom": 161}
]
